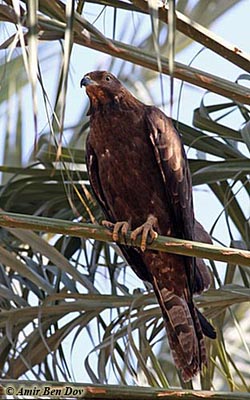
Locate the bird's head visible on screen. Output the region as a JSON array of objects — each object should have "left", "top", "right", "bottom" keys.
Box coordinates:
[{"left": 80, "top": 71, "right": 128, "bottom": 113}]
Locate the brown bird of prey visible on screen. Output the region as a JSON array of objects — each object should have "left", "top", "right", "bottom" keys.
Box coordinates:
[{"left": 80, "top": 71, "right": 216, "bottom": 382}]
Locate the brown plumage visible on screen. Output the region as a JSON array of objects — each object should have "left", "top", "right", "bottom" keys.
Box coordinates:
[{"left": 80, "top": 71, "right": 216, "bottom": 382}]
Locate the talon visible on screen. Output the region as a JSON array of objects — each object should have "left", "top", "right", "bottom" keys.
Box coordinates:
[
  {"left": 102, "top": 220, "right": 115, "bottom": 230},
  {"left": 121, "top": 222, "right": 130, "bottom": 236},
  {"left": 113, "top": 221, "right": 129, "bottom": 241},
  {"left": 130, "top": 214, "right": 158, "bottom": 252},
  {"left": 102, "top": 220, "right": 130, "bottom": 242},
  {"left": 150, "top": 230, "right": 158, "bottom": 240}
]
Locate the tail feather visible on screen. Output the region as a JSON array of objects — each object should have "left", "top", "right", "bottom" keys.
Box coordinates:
[
  {"left": 153, "top": 277, "right": 207, "bottom": 382},
  {"left": 196, "top": 308, "right": 216, "bottom": 339},
  {"left": 166, "top": 320, "right": 199, "bottom": 382}
]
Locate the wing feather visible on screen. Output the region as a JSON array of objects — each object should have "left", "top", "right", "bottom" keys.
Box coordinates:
[
  {"left": 146, "top": 106, "right": 194, "bottom": 241},
  {"left": 86, "top": 135, "right": 152, "bottom": 282},
  {"left": 146, "top": 106, "right": 196, "bottom": 293},
  {"left": 86, "top": 137, "right": 113, "bottom": 221}
]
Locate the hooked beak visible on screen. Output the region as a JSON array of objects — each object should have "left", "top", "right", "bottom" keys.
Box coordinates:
[{"left": 80, "top": 75, "right": 97, "bottom": 88}]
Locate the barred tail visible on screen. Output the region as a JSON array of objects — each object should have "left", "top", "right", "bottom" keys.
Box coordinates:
[{"left": 152, "top": 277, "right": 207, "bottom": 382}]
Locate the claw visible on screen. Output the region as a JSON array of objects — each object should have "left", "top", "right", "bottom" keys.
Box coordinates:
[
  {"left": 102, "top": 216, "right": 158, "bottom": 251},
  {"left": 102, "top": 220, "right": 115, "bottom": 230},
  {"left": 102, "top": 220, "right": 130, "bottom": 242},
  {"left": 131, "top": 215, "right": 158, "bottom": 252},
  {"left": 113, "top": 221, "right": 130, "bottom": 241}
]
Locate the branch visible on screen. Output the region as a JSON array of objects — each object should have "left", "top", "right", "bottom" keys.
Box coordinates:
[
  {"left": 133, "top": 0, "right": 250, "bottom": 72},
  {"left": 1, "top": 4, "right": 250, "bottom": 104},
  {"left": 76, "top": 0, "right": 250, "bottom": 72},
  {"left": 0, "top": 380, "right": 250, "bottom": 399},
  {"left": 74, "top": 36, "right": 250, "bottom": 105},
  {"left": 0, "top": 211, "right": 249, "bottom": 267}
]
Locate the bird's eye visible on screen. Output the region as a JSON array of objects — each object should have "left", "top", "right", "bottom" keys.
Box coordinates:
[{"left": 105, "top": 75, "right": 111, "bottom": 82}]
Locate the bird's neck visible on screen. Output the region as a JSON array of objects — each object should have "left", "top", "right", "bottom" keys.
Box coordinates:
[{"left": 87, "top": 89, "right": 143, "bottom": 116}]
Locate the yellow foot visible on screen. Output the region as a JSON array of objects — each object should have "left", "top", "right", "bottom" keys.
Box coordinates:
[
  {"left": 131, "top": 214, "right": 158, "bottom": 252},
  {"left": 102, "top": 220, "right": 130, "bottom": 242}
]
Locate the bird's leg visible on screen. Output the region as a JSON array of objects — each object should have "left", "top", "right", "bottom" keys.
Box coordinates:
[
  {"left": 131, "top": 214, "right": 158, "bottom": 252},
  {"left": 102, "top": 220, "right": 130, "bottom": 242}
]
